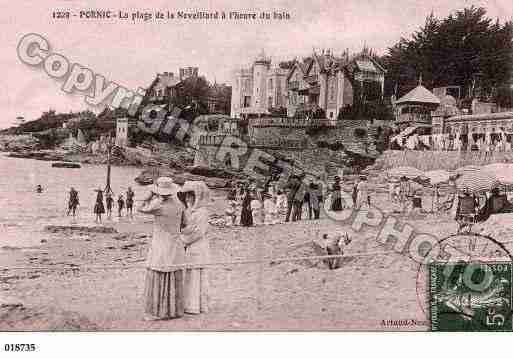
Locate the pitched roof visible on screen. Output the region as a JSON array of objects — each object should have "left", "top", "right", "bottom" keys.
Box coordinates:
[
  {"left": 287, "top": 60, "right": 307, "bottom": 80},
  {"left": 395, "top": 85, "right": 441, "bottom": 105},
  {"left": 300, "top": 57, "right": 313, "bottom": 73}
]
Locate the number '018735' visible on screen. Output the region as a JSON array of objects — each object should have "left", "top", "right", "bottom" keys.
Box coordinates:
[{"left": 4, "top": 344, "right": 36, "bottom": 352}]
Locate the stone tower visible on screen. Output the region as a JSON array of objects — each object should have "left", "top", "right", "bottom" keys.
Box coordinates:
[{"left": 252, "top": 49, "right": 271, "bottom": 113}]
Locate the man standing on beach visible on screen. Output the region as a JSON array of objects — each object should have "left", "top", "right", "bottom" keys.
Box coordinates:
[
  {"left": 284, "top": 175, "right": 300, "bottom": 222},
  {"left": 293, "top": 174, "right": 307, "bottom": 221}
]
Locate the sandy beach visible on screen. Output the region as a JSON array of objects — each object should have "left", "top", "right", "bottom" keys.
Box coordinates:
[
  {"left": 5, "top": 184, "right": 507, "bottom": 332},
  {"left": 2, "top": 156, "right": 513, "bottom": 331}
]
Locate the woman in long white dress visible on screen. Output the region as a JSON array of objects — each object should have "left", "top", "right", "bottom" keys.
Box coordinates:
[
  {"left": 137, "top": 177, "right": 186, "bottom": 321},
  {"left": 179, "top": 181, "right": 211, "bottom": 315}
]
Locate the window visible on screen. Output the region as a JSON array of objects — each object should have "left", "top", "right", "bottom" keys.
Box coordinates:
[
  {"left": 269, "top": 79, "right": 273, "bottom": 90},
  {"left": 329, "top": 78, "right": 336, "bottom": 101},
  {"left": 243, "top": 96, "right": 251, "bottom": 107},
  {"left": 269, "top": 97, "right": 273, "bottom": 107},
  {"left": 330, "top": 112, "right": 333, "bottom": 118},
  {"left": 354, "top": 128, "right": 367, "bottom": 138}
]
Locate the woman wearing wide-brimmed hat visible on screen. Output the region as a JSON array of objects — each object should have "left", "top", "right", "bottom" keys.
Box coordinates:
[
  {"left": 137, "top": 177, "right": 186, "bottom": 321},
  {"left": 178, "top": 181, "right": 211, "bottom": 314}
]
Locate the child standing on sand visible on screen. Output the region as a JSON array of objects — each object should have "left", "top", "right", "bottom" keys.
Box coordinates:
[{"left": 225, "top": 200, "right": 237, "bottom": 227}]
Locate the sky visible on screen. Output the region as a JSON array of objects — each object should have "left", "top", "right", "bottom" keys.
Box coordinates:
[{"left": 0, "top": 0, "right": 511, "bottom": 128}]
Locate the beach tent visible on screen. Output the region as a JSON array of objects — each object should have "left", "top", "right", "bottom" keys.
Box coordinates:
[
  {"left": 455, "top": 171, "right": 500, "bottom": 194},
  {"left": 387, "top": 166, "right": 423, "bottom": 179},
  {"left": 424, "top": 170, "right": 451, "bottom": 185},
  {"left": 481, "top": 163, "right": 513, "bottom": 185}
]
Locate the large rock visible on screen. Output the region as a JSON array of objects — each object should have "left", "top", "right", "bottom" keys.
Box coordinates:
[{"left": 186, "top": 165, "right": 246, "bottom": 179}]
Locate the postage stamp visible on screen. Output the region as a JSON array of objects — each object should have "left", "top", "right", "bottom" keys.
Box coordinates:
[{"left": 430, "top": 261, "right": 512, "bottom": 331}]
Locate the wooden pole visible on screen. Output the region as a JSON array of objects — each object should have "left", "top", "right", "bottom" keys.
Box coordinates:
[{"left": 105, "top": 133, "right": 112, "bottom": 194}]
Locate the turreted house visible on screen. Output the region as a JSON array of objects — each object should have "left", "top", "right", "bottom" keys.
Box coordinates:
[
  {"left": 230, "top": 50, "right": 289, "bottom": 119},
  {"left": 231, "top": 48, "right": 386, "bottom": 122},
  {"left": 286, "top": 49, "right": 385, "bottom": 121}
]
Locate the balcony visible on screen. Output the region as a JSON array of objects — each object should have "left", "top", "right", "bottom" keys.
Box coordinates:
[
  {"left": 305, "top": 74, "right": 318, "bottom": 84},
  {"left": 288, "top": 81, "right": 299, "bottom": 90},
  {"left": 395, "top": 113, "right": 432, "bottom": 125},
  {"left": 309, "top": 85, "right": 320, "bottom": 95},
  {"left": 295, "top": 102, "right": 320, "bottom": 114}
]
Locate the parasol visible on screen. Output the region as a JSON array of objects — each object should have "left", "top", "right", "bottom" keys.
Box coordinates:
[{"left": 455, "top": 171, "right": 500, "bottom": 194}]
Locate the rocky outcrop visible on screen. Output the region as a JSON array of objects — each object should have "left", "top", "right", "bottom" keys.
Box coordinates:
[
  {"left": 134, "top": 167, "right": 231, "bottom": 189},
  {"left": 44, "top": 225, "right": 118, "bottom": 234},
  {"left": 6, "top": 151, "right": 66, "bottom": 161}
]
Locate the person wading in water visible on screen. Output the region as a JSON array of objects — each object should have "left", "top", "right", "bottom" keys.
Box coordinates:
[
  {"left": 67, "top": 187, "right": 80, "bottom": 217},
  {"left": 126, "top": 187, "right": 135, "bottom": 218},
  {"left": 117, "top": 194, "right": 125, "bottom": 217},
  {"left": 94, "top": 188, "right": 105, "bottom": 223},
  {"left": 105, "top": 190, "right": 114, "bottom": 218}
]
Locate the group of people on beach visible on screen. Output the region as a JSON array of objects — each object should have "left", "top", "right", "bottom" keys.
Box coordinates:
[
  {"left": 65, "top": 186, "right": 135, "bottom": 222},
  {"left": 387, "top": 176, "right": 426, "bottom": 214},
  {"left": 223, "top": 173, "right": 372, "bottom": 227},
  {"left": 138, "top": 177, "right": 211, "bottom": 320},
  {"left": 93, "top": 187, "right": 135, "bottom": 222}
]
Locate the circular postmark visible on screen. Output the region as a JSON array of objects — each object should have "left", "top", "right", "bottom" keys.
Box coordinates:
[{"left": 415, "top": 232, "right": 513, "bottom": 331}]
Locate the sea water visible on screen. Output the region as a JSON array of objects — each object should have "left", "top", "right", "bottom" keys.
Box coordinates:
[{"left": 0, "top": 155, "right": 145, "bottom": 251}]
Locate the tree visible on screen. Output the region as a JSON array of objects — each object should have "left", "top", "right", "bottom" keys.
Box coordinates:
[
  {"left": 496, "top": 85, "right": 513, "bottom": 109},
  {"left": 172, "top": 76, "right": 211, "bottom": 115},
  {"left": 382, "top": 7, "right": 513, "bottom": 102}
]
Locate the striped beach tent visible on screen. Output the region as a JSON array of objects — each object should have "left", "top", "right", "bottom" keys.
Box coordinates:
[{"left": 455, "top": 171, "right": 500, "bottom": 194}]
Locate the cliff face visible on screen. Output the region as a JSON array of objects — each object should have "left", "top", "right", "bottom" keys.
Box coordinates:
[{"left": 193, "top": 119, "right": 387, "bottom": 178}]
